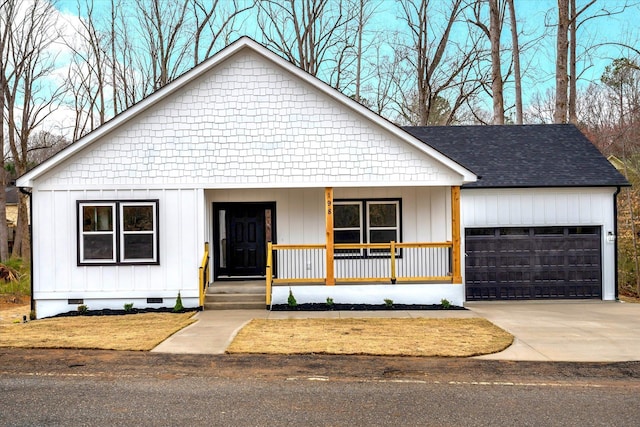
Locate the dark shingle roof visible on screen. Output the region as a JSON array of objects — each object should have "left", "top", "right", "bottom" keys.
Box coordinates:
[
  {"left": 403, "top": 124, "right": 629, "bottom": 188},
  {"left": 6, "top": 187, "right": 18, "bottom": 204}
]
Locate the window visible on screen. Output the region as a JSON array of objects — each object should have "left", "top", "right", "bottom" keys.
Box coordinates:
[
  {"left": 334, "top": 202, "right": 362, "bottom": 255},
  {"left": 333, "top": 199, "right": 400, "bottom": 257},
  {"left": 80, "top": 203, "right": 116, "bottom": 262},
  {"left": 78, "top": 200, "right": 159, "bottom": 265}
]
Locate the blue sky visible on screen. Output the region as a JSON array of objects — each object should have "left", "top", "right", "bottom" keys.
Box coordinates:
[
  {"left": 54, "top": 0, "right": 639, "bottom": 83},
  {"left": 51, "top": 0, "right": 640, "bottom": 122}
]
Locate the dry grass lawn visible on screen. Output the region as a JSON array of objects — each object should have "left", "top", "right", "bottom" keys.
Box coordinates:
[
  {"left": 227, "top": 318, "right": 514, "bottom": 357},
  {"left": 0, "top": 312, "right": 196, "bottom": 351}
]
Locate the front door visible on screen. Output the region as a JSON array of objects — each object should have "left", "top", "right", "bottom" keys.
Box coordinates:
[{"left": 214, "top": 203, "right": 275, "bottom": 278}]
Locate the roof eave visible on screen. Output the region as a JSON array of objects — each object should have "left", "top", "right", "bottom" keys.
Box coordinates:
[{"left": 462, "top": 183, "right": 631, "bottom": 189}]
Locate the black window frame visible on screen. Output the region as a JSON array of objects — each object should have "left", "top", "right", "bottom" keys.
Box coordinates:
[
  {"left": 77, "top": 200, "right": 160, "bottom": 266},
  {"left": 333, "top": 198, "right": 402, "bottom": 258}
]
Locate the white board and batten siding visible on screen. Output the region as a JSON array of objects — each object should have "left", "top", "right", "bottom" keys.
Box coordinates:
[
  {"left": 32, "top": 188, "right": 205, "bottom": 318},
  {"left": 461, "top": 187, "right": 618, "bottom": 300}
]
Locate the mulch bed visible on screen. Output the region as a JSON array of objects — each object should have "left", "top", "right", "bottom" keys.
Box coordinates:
[
  {"left": 50, "top": 307, "right": 201, "bottom": 318},
  {"left": 270, "top": 303, "right": 465, "bottom": 311}
]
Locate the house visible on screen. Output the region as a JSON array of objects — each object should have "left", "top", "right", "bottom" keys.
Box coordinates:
[
  {"left": 5, "top": 186, "right": 19, "bottom": 252},
  {"left": 16, "top": 37, "right": 627, "bottom": 318}
]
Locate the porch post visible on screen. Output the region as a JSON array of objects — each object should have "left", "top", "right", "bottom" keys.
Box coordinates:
[
  {"left": 325, "top": 187, "right": 335, "bottom": 286},
  {"left": 451, "top": 186, "right": 462, "bottom": 283}
]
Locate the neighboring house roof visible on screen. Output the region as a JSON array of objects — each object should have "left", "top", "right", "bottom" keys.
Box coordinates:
[
  {"left": 404, "top": 124, "right": 630, "bottom": 188},
  {"left": 6, "top": 187, "right": 18, "bottom": 204},
  {"left": 16, "top": 36, "right": 476, "bottom": 188}
]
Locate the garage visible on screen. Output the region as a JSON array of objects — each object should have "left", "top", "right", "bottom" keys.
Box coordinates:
[
  {"left": 465, "top": 226, "right": 602, "bottom": 300},
  {"left": 403, "top": 125, "right": 628, "bottom": 303}
]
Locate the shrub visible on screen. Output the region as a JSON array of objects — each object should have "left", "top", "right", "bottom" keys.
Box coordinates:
[
  {"left": 383, "top": 298, "right": 394, "bottom": 308},
  {"left": 287, "top": 289, "right": 298, "bottom": 307},
  {"left": 441, "top": 298, "right": 451, "bottom": 309},
  {"left": 0, "top": 258, "right": 29, "bottom": 297},
  {"left": 173, "top": 292, "right": 184, "bottom": 312},
  {"left": 29, "top": 310, "right": 36, "bottom": 321},
  {"left": 326, "top": 297, "right": 334, "bottom": 307},
  {"left": 77, "top": 304, "right": 88, "bottom": 314},
  {"left": 124, "top": 303, "right": 134, "bottom": 312}
]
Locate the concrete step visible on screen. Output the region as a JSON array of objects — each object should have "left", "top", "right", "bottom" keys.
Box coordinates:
[
  {"left": 205, "top": 293, "right": 265, "bottom": 303},
  {"left": 204, "top": 281, "right": 267, "bottom": 310},
  {"left": 207, "top": 282, "right": 265, "bottom": 295},
  {"left": 204, "top": 301, "right": 266, "bottom": 310}
]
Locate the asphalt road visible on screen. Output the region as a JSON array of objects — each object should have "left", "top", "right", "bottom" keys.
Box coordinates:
[{"left": 1, "top": 349, "right": 640, "bottom": 426}]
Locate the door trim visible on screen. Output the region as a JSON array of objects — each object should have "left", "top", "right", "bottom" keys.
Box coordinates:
[{"left": 213, "top": 202, "right": 276, "bottom": 280}]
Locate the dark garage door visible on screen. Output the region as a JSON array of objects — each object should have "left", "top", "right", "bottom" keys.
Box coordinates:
[{"left": 465, "top": 226, "right": 602, "bottom": 300}]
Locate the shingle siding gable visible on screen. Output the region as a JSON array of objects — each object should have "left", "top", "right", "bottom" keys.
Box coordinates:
[{"left": 37, "top": 51, "right": 462, "bottom": 189}]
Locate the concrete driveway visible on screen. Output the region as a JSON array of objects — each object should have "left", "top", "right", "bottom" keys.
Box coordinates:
[{"left": 466, "top": 301, "right": 640, "bottom": 362}]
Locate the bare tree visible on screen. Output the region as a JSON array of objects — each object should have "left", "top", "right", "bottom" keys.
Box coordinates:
[
  {"left": 396, "top": 0, "right": 485, "bottom": 125},
  {"left": 26, "top": 131, "right": 71, "bottom": 166},
  {"left": 3, "top": 0, "right": 64, "bottom": 260},
  {"left": 471, "top": 0, "right": 504, "bottom": 124},
  {"left": 63, "top": 0, "right": 111, "bottom": 139},
  {"left": 135, "top": 0, "right": 193, "bottom": 91},
  {"left": 0, "top": 0, "right": 14, "bottom": 261},
  {"left": 507, "top": 0, "right": 522, "bottom": 124},
  {"left": 554, "top": 0, "right": 632, "bottom": 124},
  {"left": 349, "top": 0, "right": 381, "bottom": 103},
  {"left": 192, "top": 0, "right": 255, "bottom": 66},
  {"left": 257, "top": 0, "right": 352, "bottom": 78},
  {"left": 554, "top": 0, "right": 569, "bottom": 123}
]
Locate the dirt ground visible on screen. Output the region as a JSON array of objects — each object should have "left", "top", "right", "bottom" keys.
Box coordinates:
[
  {"left": 1, "top": 347, "right": 640, "bottom": 387},
  {"left": 0, "top": 294, "right": 30, "bottom": 324}
]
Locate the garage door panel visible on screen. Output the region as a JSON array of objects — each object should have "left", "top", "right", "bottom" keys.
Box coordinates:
[{"left": 465, "top": 226, "right": 601, "bottom": 301}]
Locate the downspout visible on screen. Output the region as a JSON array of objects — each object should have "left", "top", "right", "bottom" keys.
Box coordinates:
[
  {"left": 18, "top": 187, "right": 34, "bottom": 312},
  {"left": 614, "top": 186, "right": 621, "bottom": 300}
]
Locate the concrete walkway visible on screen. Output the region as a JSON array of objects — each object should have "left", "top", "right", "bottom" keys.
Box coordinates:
[{"left": 152, "top": 301, "right": 640, "bottom": 362}]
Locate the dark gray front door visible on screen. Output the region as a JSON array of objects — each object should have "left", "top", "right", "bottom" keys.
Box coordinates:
[
  {"left": 465, "top": 226, "right": 602, "bottom": 300},
  {"left": 214, "top": 203, "right": 275, "bottom": 279},
  {"left": 228, "top": 205, "right": 265, "bottom": 276}
]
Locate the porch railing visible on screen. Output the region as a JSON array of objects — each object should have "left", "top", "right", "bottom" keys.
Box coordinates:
[
  {"left": 199, "top": 242, "right": 210, "bottom": 307},
  {"left": 266, "top": 241, "right": 453, "bottom": 305}
]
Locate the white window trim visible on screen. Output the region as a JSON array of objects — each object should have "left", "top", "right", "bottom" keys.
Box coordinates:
[
  {"left": 366, "top": 200, "right": 401, "bottom": 256},
  {"left": 333, "top": 201, "right": 364, "bottom": 257},
  {"left": 79, "top": 202, "right": 117, "bottom": 264},
  {"left": 119, "top": 201, "right": 158, "bottom": 263}
]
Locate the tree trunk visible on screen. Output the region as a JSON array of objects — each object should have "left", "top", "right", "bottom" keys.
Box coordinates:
[
  {"left": 554, "top": 0, "right": 569, "bottom": 123},
  {"left": 0, "top": 71, "right": 8, "bottom": 262},
  {"left": 568, "top": 0, "right": 577, "bottom": 124},
  {"left": 507, "top": 0, "right": 523, "bottom": 124},
  {"left": 489, "top": 0, "right": 504, "bottom": 124},
  {"left": 354, "top": 0, "right": 364, "bottom": 103},
  {"left": 0, "top": 117, "right": 8, "bottom": 262},
  {"left": 11, "top": 194, "right": 29, "bottom": 261}
]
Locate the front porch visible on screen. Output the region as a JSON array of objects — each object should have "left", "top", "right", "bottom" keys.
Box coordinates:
[
  {"left": 267, "top": 240, "right": 461, "bottom": 306},
  {"left": 200, "top": 186, "right": 463, "bottom": 308}
]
